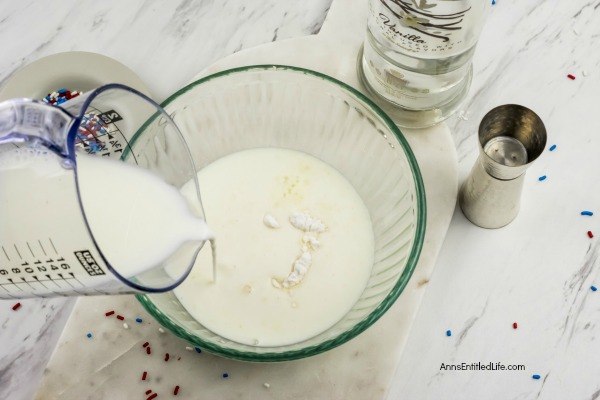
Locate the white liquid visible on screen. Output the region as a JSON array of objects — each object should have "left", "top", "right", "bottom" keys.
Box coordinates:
[
  {"left": 175, "top": 148, "right": 374, "bottom": 347},
  {"left": 76, "top": 153, "right": 212, "bottom": 277},
  {"left": 0, "top": 147, "right": 211, "bottom": 283}
]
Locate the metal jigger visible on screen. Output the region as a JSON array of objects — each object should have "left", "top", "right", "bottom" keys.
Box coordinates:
[{"left": 459, "top": 104, "right": 547, "bottom": 228}]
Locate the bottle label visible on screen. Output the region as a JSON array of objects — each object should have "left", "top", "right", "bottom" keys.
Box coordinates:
[{"left": 369, "top": 0, "right": 473, "bottom": 55}]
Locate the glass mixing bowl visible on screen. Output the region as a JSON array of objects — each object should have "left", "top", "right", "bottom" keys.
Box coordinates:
[{"left": 135, "top": 65, "right": 426, "bottom": 361}]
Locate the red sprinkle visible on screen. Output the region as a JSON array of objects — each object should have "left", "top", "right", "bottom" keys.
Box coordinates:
[
  {"left": 147, "top": 393, "right": 158, "bottom": 400},
  {"left": 11, "top": 302, "right": 21, "bottom": 311},
  {"left": 588, "top": 231, "right": 594, "bottom": 238},
  {"left": 116, "top": 315, "right": 125, "bottom": 321},
  {"left": 567, "top": 74, "right": 576, "bottom": 80},
  {"left": 146, "top": 346, "right": 152, "bottom": 355},
  {"left": 164, "top": 353, "right": 170, "bottom": 362},
  {"left": 142, "top": 371, "right": 148, "bottom": 381},
  {"left": 143, "top": 342, "right": 149, "bottom": 348},
  {"left": 173, "top": 386, "right": 180, "bottom": 396},
  {"left": 104, "top": 310, "right": 115, "bottom": 317},
  {"left": 145, "top": 389, "right": 152, "bottom": 395},
  {"left": 513, "top": 322, "right": 518, "bottom": 329}
]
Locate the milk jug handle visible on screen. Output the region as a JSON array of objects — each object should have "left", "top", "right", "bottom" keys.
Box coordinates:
[{"left": 0, "top": 99, "right": 79, "bottom": 161}]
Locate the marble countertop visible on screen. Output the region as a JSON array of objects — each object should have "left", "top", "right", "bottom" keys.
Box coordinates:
[{"left": 1, "top": 1, "right": 600, "bottom": 399}]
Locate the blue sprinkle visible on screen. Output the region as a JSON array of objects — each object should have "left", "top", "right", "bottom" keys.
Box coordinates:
[
  {"left": 222, "top": 372, "right": 229, "bottom": 379},
  {"left": 446, "top": 330, "right": 452, "bottom": 337},
  {"left": 538, "top": 175, "right": 547, "bottom": 181},
  {"left": 581, "top": 211, "right": 594, "bottom": 216},
  {"left": 86, "top": 332, "right": 93, "bottom": 339},
  {"left": 135, "top": 317, "right": 143, "bottom": 323},
  {"left": 89, "top": 141, "right": 102, "bottom": 153},
  {"left": 592, "top": 285, "right": 598, "bottom": 292},
  {"left": 194, "top": 347, "right": 202, "bottom": 353},
  {"left": 532, "top": 374, "right": 541, "bottom": 380},
  {"left": 549, "top": 144, "right": 557, "bottom": 151},
  {"left": 491, "top": 0, "right": 496, "bottom": 4},
  {"left": 58, "top": 88, "right": 67, "bottom": 93}
]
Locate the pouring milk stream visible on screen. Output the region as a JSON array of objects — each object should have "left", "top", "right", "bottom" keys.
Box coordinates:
[{"left": 0, "top": 86, "right": 213, "bottom": 298}]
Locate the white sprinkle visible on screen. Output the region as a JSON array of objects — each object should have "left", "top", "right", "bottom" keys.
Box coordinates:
[
  {"left": 302, "top": 235, "right": 320, "bottom": 250},
  {"left": 123, "top": 323, "right": 129, "bottom": 329},
  {"left": 289, "top": 212, "right": 326, "bottom": 233},
  {"left": 271, "top": 278, "right": 282, "bottom": 289},
  {"left": 272, "top": 211, "right": 327, "bottom": 289},
  {"left": 263, "top": 383, "right": 271, "bottom": 389},
  {"left": 583, "top": 70, "right": 589, "bottom": 77},
  {"left": 283, "top": 271, "right": 301, "bottom": 288},
  {"left": 186, "top": 346, "right": 193, "bottom": 351},
  {"left": 263, "top": 213, "right": 280, "bottom": 229},
  {"left": 573, "top": 28, "right": 580, "bottom": 36},
  {"left": 280, "top": 252, "right": 312, "bottom": 288},
  {"left": 294, "top": 263, "right": 307, "bottom": 275},
  {"left": 158, "top": 327, "right": 165, "bottom": 334},
  {"left": 293, "top": 252, "right": 311, "bottom": 275},
  {"left": 458, "top": 110, "right": 469, "bottom": 121}
]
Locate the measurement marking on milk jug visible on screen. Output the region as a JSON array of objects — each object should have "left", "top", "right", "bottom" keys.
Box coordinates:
[
  {"left": 26, "top": 242, "right": 35, "bottom": 257},
  {"left": 0, "top": 238, "right": 90, "bottom": 297},
  {"left": 6, "top": 279, "right": 22, "bottom": 291},
  {"left": 38, "top": 240, "right": 47, "bottom": 256},
  {"left": 67, "top": 272, "right": 86, "bottom": 287},
  {"left": 20, "top": 279, "right": 36, "bottom": 291},
  {"left": 0, "top": 285, "right": 16, "bottom": 297},
  {"left": 2, "top": 246, "right": 10, "bottom": 261},
  {"left": 13, "top": 245, "right": 22, "bottom": 259},
  {"left": 45, "top": 275, "right": 62, "bottom": 288},
  {"left": 49, "top": 238, "right": 58, "bottom": 254},
  {"left": 76, "top": 105, "right": 137, "bottom": 162},
  {"left": 57, "top": 273, "right": 80, "bottom": 293},
  {"left": 31, "top": 276, "right": 48, "bottom": 289}
]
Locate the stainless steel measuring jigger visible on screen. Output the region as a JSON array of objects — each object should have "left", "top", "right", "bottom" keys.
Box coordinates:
[{"left": 459, "top": 104, "right": 547, "bottom": 229}]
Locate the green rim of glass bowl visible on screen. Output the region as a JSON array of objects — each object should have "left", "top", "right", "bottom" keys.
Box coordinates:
[{"left": 135, "top": 65, "right": 427, "bottom": 362}]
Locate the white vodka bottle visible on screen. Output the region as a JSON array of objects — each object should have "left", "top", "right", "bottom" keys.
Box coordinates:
[{"left": 359, "top": 0, "right": 490, "bottom": 128}]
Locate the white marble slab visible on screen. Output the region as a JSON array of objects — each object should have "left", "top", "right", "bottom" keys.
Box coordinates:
[
  {"left": 30, "top": 0, "right": 459, "bottom": 399},
  {"left": 0, "top": 298, "right": 74, "bottom": 400}
]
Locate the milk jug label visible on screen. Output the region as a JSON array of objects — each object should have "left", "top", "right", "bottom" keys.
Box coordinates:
[{"left": 74, "top": 250, "right": 106, "bottom": 276}]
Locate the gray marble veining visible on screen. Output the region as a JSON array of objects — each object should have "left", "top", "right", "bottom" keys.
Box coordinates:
[
  {"left": 2, "top": 0, "right": 600, "bottom": 399},
  {"left": 0, "top": 298, "right": 74, "bottom": 400},
  {"left": 0, "top": 0, "right": 332, "bottom": 100}
]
